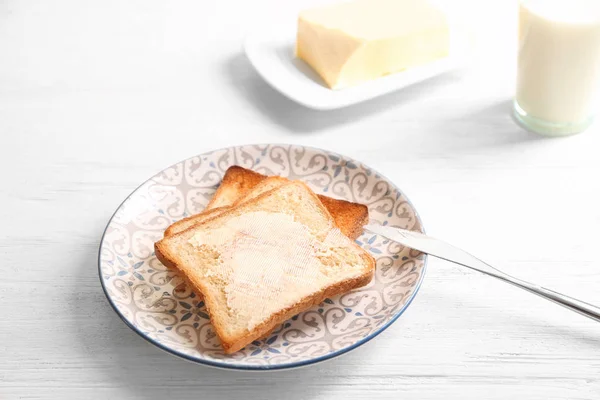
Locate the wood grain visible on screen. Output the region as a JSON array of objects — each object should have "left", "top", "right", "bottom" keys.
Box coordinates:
[{"left": 1, "top": 0, "right": 599, "bottom": 398}]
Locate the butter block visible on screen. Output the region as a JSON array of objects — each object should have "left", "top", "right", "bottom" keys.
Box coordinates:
[{"left": 296, "top": 0, "right": 450, "bottom": 90}]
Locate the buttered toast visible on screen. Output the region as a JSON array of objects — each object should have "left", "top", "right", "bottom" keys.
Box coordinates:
[
  {"left": 155, "top": 182, "right": 375, "bottom": 354},
  {"left": 165, "top": 166, "right": 368, "bottom": 239}
]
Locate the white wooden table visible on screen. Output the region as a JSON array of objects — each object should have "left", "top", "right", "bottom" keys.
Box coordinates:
[{"left": 2, "top": 0, "right": 599, "bottom": 399}]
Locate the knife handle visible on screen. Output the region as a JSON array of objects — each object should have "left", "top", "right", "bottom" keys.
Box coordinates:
[
  {"left": 366, "top": 225, "right": 600, "bottom": 323},
  {"left": 427, "top": 239, "right": 600, "bottom": 323},
  {"left": 478, "top": 262, "right": 600, "bottom": 323}
]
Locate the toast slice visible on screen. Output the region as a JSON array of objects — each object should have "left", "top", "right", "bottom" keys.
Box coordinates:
[
  {"left": 165, "top": 166, "right": 369, "bottom": 239},
  {"left": 164, "top": 176, "right": 306, "bottom": 307},
  {"left": 155, "top": 182, "right": 375, "bottom": 354}
]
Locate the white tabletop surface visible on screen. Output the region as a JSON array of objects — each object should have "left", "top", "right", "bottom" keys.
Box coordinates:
[{"left": 1, "top": 0, "right": 599, "bottom": 399}]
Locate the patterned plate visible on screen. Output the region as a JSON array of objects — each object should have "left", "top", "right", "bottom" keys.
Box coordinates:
[{"left": 99, "top": 144, "right": 427, "bottom": 370}]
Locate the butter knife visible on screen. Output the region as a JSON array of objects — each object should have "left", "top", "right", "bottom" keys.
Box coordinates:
[{"left": 364, "top": 224, "right": 600, "bottom": 323}]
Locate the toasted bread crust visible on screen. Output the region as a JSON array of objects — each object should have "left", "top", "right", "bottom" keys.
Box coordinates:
[
  {"left": 317, "top": 195, "right": 369, "bottom": 240},
  {"left": 163, "top": 207, "right": 227, "bottom": 237},
  {"left": 155, "top": 181, "right": 376, "bottom": 354},
  {"left": 205, "top": 166, "right": 265, "bottom": 210},
  {"left": 165, "top": 166, "right": 368, "bottom": 239}
]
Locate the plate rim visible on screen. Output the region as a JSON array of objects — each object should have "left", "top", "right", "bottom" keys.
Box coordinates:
[{"left": 98, "top": 143, "right": 428, "bottom": 371}]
